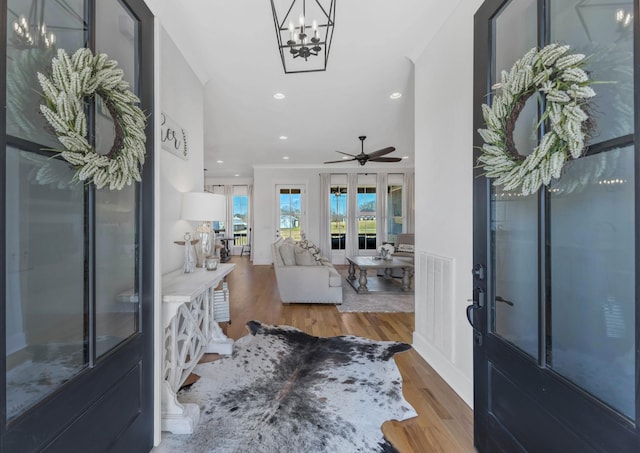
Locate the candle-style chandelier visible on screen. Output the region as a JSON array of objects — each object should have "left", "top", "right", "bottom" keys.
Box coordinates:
[
  {"left": 11, "top": 0, "right": 57, "bottom": 50},
  {"left": 270, "top": 0, "right": 336, "bottom": 74}
]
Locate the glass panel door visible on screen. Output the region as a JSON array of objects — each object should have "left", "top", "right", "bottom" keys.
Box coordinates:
[
  {"left": 473, "top": 0, "right": 639, "bottom": 450},
  {"left": 278, "top": 186, "right": 304, "bottom": 240},
  {"left": 3, "top": 0, "right": 154, "bottom": 449}
]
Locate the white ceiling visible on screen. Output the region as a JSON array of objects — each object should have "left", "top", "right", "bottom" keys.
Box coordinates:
[{"left": 144, "top": 0, "right": 459, "bottom": 178}]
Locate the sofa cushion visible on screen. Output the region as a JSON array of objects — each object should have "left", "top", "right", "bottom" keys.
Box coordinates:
[
  {"left": 294, "top": 246, "right": 320, "bottom": 266},
  {"left": 328, "top": 266, "right": 342, "bottom": 287},
  {"left": 279, "top": 242, "right": 296, "bottom": 265}
]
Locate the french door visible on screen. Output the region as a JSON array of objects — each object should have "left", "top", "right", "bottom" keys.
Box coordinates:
[
  {"left": 472, "top": 0, "right": 639, "bottom": 451},
  {"left": 1, "top": 0, "right": 154, "bottom": 451}
]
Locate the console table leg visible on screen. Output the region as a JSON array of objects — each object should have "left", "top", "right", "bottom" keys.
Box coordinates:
[
  {"left": 161, "top": 381, "right": 200, "bottom": 434},
  {"left": 204, "top": 322, "right": 234, "bottom": 355}
]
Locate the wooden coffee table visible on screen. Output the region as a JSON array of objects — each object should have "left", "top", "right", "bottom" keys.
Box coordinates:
[{"left": 346, "top": 256, "right": 414, "bottom": 293}]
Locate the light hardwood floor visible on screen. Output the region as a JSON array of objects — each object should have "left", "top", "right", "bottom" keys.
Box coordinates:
[{"left": 213, "top": 256, "right": 474, "bottom": 453}]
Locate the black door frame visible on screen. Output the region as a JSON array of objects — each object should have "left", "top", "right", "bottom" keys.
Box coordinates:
[
  {"left": 0, "top": 0, "right": 154, "bottom": 450},
  {"left": 472, "top": 0, "right": 640, "bottom": 451}
]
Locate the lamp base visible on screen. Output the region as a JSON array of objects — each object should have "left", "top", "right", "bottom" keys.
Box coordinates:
[{"left": 194, "top": 222, "right": 214, "bottom": 267}]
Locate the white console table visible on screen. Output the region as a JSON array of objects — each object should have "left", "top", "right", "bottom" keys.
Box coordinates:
[{"left": 161, "top": 264, "right": 235, "bottom": 434}]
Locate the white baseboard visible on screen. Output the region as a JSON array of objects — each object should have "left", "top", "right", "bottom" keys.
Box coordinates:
[{"left": 412, "top": 331, "right": 474, "bottom": 409}]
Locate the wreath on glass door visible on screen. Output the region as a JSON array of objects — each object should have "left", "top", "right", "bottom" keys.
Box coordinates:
[
  {"left": 38, "top": 48, "right": 147, "bottom": 190},
  {"left": 477, "top": 43, "right": 596, "bottom": 196}
]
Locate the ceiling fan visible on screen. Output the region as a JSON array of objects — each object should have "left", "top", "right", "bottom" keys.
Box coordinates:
[{"left": 324, "top": 136, "right": 401, "bottom": 166}]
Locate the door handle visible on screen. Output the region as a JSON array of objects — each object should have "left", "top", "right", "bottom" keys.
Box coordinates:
[
  {"left": 495, "top": 295, "right": 514, "bottom": 306},
  {"left": 466, "top": 287, "right": 485, "bottom": 329}
]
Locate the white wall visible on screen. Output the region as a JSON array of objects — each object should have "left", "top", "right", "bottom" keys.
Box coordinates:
[
  {"left": 154, "top": 24, "right": 205, "bottom": 445},
  {"left": 159, "top": 27, "right": 206, "bottom": 274},
  {"left": 252, "top": 166, "right": 322, "bottom": 265},
  {"left": 251, "top": 166, "right": 415, "bottom": 265},
  {"left": 412, "top": 0, "right": 482, "bottom": 409}
]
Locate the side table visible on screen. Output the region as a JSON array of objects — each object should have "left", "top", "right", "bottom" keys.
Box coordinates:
[{"left": 161, "top": 264, "right": 235, "bottom": 434}]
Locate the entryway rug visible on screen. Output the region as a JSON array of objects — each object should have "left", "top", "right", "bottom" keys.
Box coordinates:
[
  {"left": 336, "top": 266, "right": 414, "bottom": 313},
  {"left": 157, "top": 321, "right": 417, "bottom": 453}
]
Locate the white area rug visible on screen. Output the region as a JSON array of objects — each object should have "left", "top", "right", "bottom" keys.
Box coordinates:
[{"left": 336, "top": 266, "right": 414, "bottom": 313}]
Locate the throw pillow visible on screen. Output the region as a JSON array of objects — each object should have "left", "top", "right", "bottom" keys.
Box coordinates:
[
  {"left": 296, "top": 239, "right": 322, "bottom": 262},
  {"left": 396, "top": 244, "right": 415, "bottom": 254},
  {"left": 279, "top": 242, "right": 296, "bottom": 265},
  {"left": 294, "top": 245, "right": 320, "bottom": 266}
]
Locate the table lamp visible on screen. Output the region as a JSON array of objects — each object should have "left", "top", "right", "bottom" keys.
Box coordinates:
[{"left": 181, "top": 192, "right": 226, "bottom": 267}]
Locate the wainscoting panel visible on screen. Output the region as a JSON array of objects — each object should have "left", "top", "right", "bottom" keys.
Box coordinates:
[{"left": 417, "top": 252, "right": 455, "bottom": 362}]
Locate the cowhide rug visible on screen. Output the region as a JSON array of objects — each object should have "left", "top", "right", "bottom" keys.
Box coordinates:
[{"left": 158, "top": 321, "right": 417, "bottom": 453}]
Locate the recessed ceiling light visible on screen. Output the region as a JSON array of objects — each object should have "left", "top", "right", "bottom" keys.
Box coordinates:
[
  {"left": 402, "top": 156, "right": 409, "bottom": 159},
  {"left": 390, "top": 92, "right": 402, "bottom": 99},
  {"left": 273, "top": 93, "right": 285, "bottom": 100},
  {"left": 216, "top": 160, "right": 224, "bottom": 164},
  {"left": 234, "top": 173, "right": 240, "bottom": 177},
  {"left": 342, "top": 156, "right": 349, "bottom": 160},
  {"left": 283, "top": 156, "right": 290, "bottom": 160},
  {"left": 279, "top": 136, "right": 288, "bottom": 140}
]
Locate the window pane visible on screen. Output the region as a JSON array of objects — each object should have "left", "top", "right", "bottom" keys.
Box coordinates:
[
  {"left": 5, "top": 148, "right": 86, "bottom": 420},
  {"left": 331, "top": 186, "right": 347, "bottom": 250},
  {"left": 550, "top": 147, "right": 635, "bottom": 419},
  {"left": 490, "top": 0, "right": 539, "bottom": 358},
  {"left": 357, "top": 187, "right": 376, "bottom": 250},
  {"left": 550, "top": 0, "right": 634, "bottom": 144},
  {"left": 388, "top": 184, "right": 403, "bottom": 244},
  {"left": 279, "top": 188, "right": 301, "bottom": 240},
  {"left": 94, "top": 0, "right": 140, "bottom": 357},
  {"left": 233, "top": 194, "right": 248, "bottom": 246},
  {"left": 6, "top": 0, "right": 86, "bottom": 146}
]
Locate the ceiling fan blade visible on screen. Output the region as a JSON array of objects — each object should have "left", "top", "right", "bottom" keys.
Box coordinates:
[
  {"left": 366, "top": 147, "right": 396, "bottom": 159},
  {"left": 335, "top": 150, "right": 357, "bottom": 157},
  {"left": 324, "top": 158, "right": 356, "bottom": 164},
  {"left": 368, "top": 157, "right": 403, "bottom": 163}
]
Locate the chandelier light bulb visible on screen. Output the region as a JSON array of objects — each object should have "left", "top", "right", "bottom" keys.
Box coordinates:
[
  {"left": 11, "top": 11, "right": 56, "bottom": 50},
  {"left": 299, "top": 14, "right": 305, "bottom": 27}
]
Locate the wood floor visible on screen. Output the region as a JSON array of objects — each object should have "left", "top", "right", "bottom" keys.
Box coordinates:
[{"left": 214, "top": 256, "right": 474, "bottom": 453}]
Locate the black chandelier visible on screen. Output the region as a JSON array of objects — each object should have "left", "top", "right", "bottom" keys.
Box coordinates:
[
  {"left": 270, "top": 0, "right": 336, "bottom": 74},
  {"left": 11, "top": 0, "right": 57, "bottom": 50}
]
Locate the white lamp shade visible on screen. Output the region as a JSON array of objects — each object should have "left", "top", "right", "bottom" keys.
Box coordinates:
[{"left": 181, "top": 192, "right": 226, "bottom": 221}]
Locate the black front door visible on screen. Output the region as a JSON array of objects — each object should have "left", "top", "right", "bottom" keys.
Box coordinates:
[
  {"left": 1, "top": 0, "right": 154, "bottom": 450},
  {"left": 472, "top": 0, "right": 639, "bottom": 451}
]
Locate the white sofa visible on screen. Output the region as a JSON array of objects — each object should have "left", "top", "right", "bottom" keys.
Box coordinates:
[{"left": 271, "top": 238, "right": 343, "bottom": 304}]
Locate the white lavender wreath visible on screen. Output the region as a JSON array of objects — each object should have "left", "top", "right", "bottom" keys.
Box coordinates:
[
  {"left": 477, "top": 43, "right": 596, "bottom": 196},
  {"left": 38, "top": 48, "right": 146, "bottom": 190}
]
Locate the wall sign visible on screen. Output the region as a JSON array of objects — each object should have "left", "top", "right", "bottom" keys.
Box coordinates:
[{"left": 160, "top": 112, "right": 189, "bottom": 160}]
